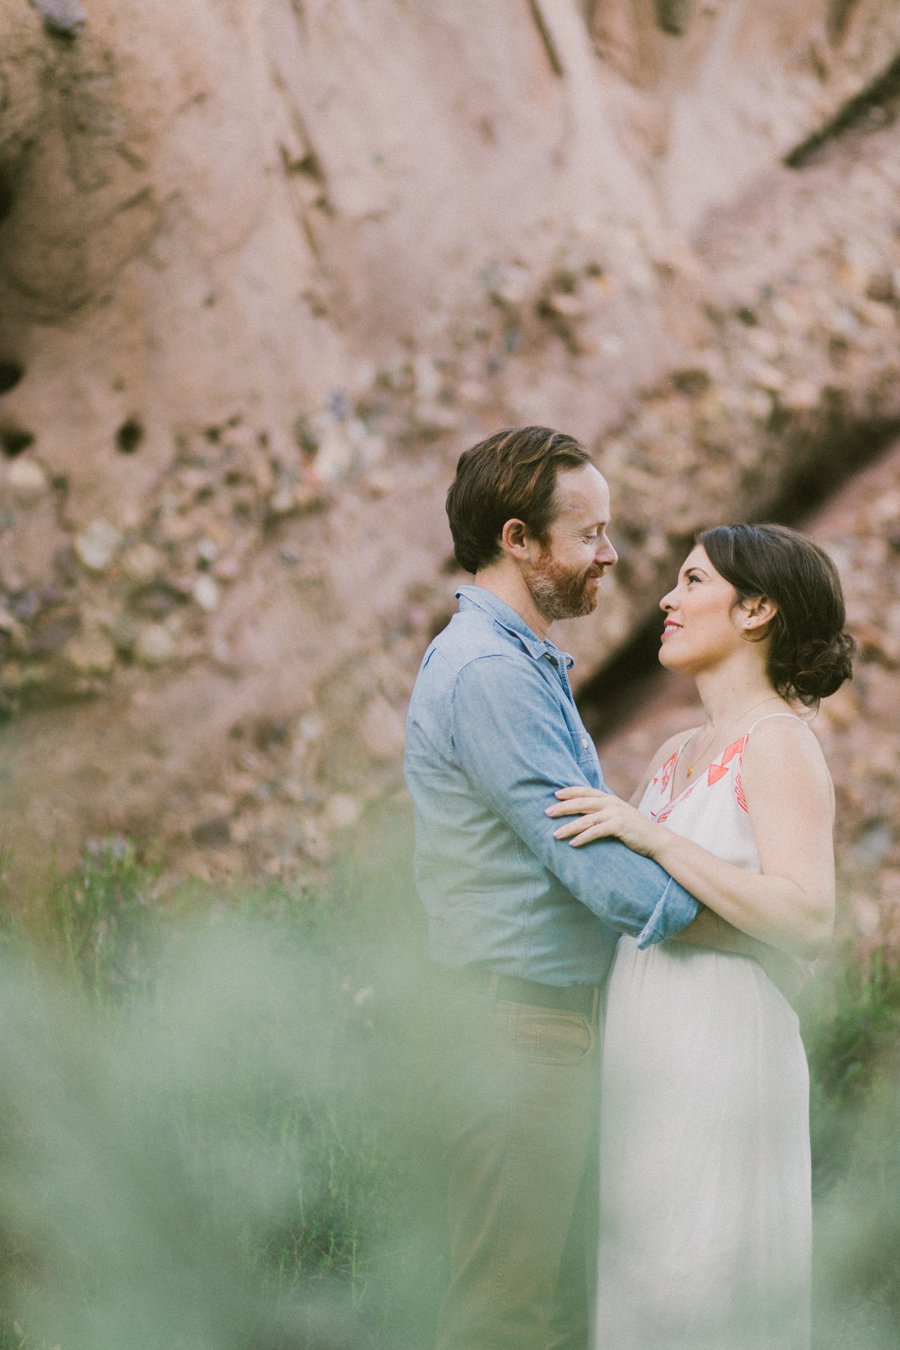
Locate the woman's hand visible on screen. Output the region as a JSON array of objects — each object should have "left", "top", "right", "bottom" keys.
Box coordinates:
[{"left": 546, "top": 787, "right": 665, "bottom": 858}]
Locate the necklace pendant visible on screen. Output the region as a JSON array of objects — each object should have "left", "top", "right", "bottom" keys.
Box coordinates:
[{"left": 686, "top": 765, "right": 693, "bottom": 779}]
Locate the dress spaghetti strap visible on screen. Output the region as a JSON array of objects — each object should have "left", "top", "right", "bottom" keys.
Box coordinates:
[{"left": 747, "top": 711, "right": 815, "bottom": 735}]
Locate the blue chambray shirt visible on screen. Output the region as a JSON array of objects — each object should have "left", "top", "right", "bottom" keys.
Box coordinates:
[{"left": 404, "top": 586, "right": 700, "bottom": 986}]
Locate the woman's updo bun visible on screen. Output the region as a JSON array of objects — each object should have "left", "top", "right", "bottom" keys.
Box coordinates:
[
  {"left": 783, "top": 631, "right": 856, "bottom": 704},
  {"left": 698, "top": 523, "right": 855, "bottom": 708}
]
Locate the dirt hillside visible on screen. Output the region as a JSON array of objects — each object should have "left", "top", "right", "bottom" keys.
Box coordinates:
[{"left": 0, "top": 2, "right": 898, "bottom": 939}]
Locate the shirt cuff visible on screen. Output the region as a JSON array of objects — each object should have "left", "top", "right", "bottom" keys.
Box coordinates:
[{"left": 635, "top": 877, "right": 700, "bottom": 948}]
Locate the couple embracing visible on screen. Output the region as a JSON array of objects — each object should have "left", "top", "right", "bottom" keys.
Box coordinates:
[{"left": 404, "top": 426, "right": 853, "bottom": 1350}]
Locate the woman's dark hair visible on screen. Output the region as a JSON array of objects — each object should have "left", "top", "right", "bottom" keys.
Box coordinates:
[
  {"left": 699, "top": 522, "right": 855, "bottom": 706},
  {"left": 446, "top": 426, "right": 592, "bottom": 573}
]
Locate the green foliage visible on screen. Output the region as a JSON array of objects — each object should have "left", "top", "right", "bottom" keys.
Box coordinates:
[
  {"left": 806, "top": 948, "right": 900, "bottom": 1191},
  {"left": 1, "top": 836, "right": 162, "bottom": 1002},
  {"left": 0, "top": 835, "right": 896, "bottom": 1348},
  {"left": 802, "top": 950, "right": 900, "bottom": 1348},
  {"left": 0, "top": 829, "right": 443, "bottom": 1349}
]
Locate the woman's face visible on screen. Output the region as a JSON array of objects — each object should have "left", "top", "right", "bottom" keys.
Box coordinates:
[{"left": 657, "top": 545, "right": 752, "bottom": 676}]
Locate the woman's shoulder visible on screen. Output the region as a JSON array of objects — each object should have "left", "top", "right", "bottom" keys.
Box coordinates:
[
  {"left": 745, "top": 711, "right": 825, "bottom": 758},
  {"left": 741, "top": 711, "right": 833, "bottom": 801}
]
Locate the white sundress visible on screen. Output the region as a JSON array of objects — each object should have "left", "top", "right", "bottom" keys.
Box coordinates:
[{"left": 594, "top": 715, "right": 812, "bottom": 1350}]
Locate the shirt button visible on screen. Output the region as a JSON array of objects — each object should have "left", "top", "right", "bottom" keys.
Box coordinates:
[{"left": 581, "top": 737, "right": 589, "bottom": 749}]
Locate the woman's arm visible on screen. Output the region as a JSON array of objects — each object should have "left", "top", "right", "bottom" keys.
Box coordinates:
[{"left": 547, "top": 719, "right": 835, "bottom": 961}]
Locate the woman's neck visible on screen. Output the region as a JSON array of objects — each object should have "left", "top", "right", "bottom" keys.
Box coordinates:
[{"left": 693, "top": 670, "right": 784, "bottom": 729}]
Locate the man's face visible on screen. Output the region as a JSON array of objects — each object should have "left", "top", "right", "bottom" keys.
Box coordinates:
[{"left": 524, "top": 465, "right": 618, "bottom": 622}]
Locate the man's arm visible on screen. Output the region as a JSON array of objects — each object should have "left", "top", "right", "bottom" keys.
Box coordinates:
[
  {"left": 451, "top": 653, "right": 699, "bottom": 943},
  {"left": 675, "top": 909, "right": 810, "bottom": 1002},
  {"left": 675, "top": 907, "right": 748, "bottom": 952}
]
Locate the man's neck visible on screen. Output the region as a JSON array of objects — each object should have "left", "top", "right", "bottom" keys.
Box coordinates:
[{"left": 472, "top": 567, "right": 551, "bottom": 640}]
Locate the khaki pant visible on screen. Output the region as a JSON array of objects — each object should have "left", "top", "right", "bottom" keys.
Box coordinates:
[{"left": 432, "top": 986, "right": 600, "bottom": 1350}]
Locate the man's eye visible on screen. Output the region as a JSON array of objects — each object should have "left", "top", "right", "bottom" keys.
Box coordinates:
[{"left": 582, "top": 532, "right": 599, "bottom": 543}]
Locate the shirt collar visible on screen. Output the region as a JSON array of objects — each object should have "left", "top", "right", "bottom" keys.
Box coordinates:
[{"left": 456, "top": 585, "right": 574, "bottom": 668}]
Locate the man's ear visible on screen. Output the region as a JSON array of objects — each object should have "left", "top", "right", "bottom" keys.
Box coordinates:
[{"left": 500, "top": 517, "right": 530, "bottom": 559}]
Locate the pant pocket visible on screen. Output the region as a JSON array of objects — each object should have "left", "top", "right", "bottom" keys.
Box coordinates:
[{"left": 507, "top": 1006, "right": 594, "bottom": 1065}]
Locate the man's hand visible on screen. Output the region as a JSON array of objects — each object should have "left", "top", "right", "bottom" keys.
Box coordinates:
[{"left": 675, "top": 908, "right": 811, "bottom": 1004}]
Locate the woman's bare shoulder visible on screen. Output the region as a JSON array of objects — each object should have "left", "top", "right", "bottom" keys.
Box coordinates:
[
  {"left": 742, "top": 713, "right": 834, "bottom": 809},
  {"left": 745, "top": 712, "right": 828, "bottom": 766}
]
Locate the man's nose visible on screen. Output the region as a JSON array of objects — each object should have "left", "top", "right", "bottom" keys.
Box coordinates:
[{"left": 598, "top": 536, "right": 618, "bottom": 566}]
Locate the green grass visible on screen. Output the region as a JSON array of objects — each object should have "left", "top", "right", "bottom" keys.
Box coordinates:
[
  {"left": 802, "top": 950, "right": 900, "bottom": 1349},
  {"left": 0, "top": 826, "right": 446, "bottom": 1349},
  {"left": 0, "top": 830, "right": 896, "bottom": 1348}
]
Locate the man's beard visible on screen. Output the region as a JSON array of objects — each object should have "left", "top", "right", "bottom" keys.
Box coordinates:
[{"left": 527, "top": 555, "right": 601, "bottom": 622}]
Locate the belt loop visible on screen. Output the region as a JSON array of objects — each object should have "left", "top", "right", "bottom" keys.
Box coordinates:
[{"left": 591, "top": 985, "right": 600, "bottom": 1024}]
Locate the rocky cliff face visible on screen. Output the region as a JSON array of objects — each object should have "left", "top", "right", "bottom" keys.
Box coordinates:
[{"left": 0, "top": 1, "right": 898, "bottom": 944}]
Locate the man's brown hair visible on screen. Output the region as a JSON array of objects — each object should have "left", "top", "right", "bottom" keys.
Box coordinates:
[{"left": 446, "top": 426, "right": 591, "bottom": 574}]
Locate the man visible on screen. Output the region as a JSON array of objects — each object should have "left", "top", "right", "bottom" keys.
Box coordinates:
[{"left": 404, "top": 426, "right": 714, "bottom": 1350}]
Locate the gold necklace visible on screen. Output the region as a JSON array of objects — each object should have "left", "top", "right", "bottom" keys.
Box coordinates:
[{"left": 683, "top": 695, "right": 781, "bottom": 780}]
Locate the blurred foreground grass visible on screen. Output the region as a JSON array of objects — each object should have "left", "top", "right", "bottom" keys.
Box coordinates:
[{"left": 0, "top": 821, "right": 897, "bottom": 1349}]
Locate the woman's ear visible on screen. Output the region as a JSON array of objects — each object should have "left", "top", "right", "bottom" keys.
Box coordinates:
[{"left": 740, "top": 595, "right": 778, "bottom": 635}]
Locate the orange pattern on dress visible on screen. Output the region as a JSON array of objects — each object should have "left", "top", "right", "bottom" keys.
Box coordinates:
[
  {"left": 707, "top": 734, "right": 748, "bottom": 787},
  {"left": 657, "top": 751, "right": 679, "bottom": 792},
  {"left": 653, "top": 733, "right": 751, "bottom": 825},
  {"left": 735, "top": 770, "right": 749, "bottom": 813}
]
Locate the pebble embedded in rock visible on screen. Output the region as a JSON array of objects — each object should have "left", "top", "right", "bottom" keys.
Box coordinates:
[
  {"left": 135, "top": 623, "right": 177, "bottom": 666},
  {"left": 192, "top": 573, "right": 220, "bottom": 612},
  {"left": 7, "top": 459, "right": 50, "bottom": 503},
  {"left": 64, "top": 630, "right": 117, "bottom": 675},
  {"left": 321, "top": 793, "right": 363, "bottom": 831},
  {"left": 122, "top": 543, "right": 165, "bottom": 585},
  {"left": 74, "top": 521, "right": 122, "bottom": 572}
]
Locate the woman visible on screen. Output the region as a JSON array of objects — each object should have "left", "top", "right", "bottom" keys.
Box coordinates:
[{"left": 546, "top": 522, "right": 854, "bottom": 1350}]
